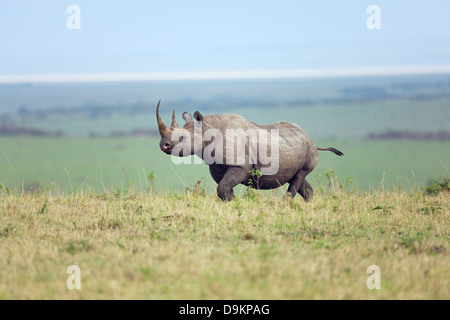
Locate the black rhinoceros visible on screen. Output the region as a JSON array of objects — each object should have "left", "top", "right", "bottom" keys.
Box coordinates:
[{"left": 156, "top": 100, "right": 343, "bottom": 201}]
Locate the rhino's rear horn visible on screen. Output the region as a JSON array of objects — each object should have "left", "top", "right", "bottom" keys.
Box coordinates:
[{"left": 171, "top": 110, "right": 180, "bottom": 130}]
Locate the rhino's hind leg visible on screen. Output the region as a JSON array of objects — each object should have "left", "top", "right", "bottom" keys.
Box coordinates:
[
  {"left": 217, "top": 166, "right": 251, "bottom": 201},
  {"left": 285, "top": 170, "right": 308, "bottom": 198},
  {"left": 298, "top": 179, "right": 313, "bottom": 202},
  {"left": 285, "top": 169, "right": 313, "bottom": 201}
]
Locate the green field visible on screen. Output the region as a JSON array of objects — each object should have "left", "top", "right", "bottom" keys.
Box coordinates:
[
  {"left": 1, "top": 76, "right": 449, "bottom": 195},
  {"left": 0, "top": 137, "right": 449, "bottom": 194}
]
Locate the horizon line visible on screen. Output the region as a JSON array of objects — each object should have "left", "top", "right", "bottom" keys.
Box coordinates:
[{"left": 1, "top": 66, "right": 450, "bottom": 83}]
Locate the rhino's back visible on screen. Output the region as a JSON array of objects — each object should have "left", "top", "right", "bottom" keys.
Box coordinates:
[
  {"left": 205, "top": 113, "right": 317, "bottom": 158},
  {"left": 206, "top": 114, "right": 309, "bottom": 140},
  {"left": 208, "top": 113, "right": 317, "bottom": 178}
]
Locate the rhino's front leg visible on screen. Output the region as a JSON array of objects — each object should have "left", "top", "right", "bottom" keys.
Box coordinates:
[{"left": 216, "top": 166, "right": 251, "bottom": 201}]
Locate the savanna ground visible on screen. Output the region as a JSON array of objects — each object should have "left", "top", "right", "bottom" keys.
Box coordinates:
[{"left": 0, "top": 186, "right": 448, "bottom": 299}]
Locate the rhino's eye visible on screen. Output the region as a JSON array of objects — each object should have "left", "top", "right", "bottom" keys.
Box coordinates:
[{"left": 164, "top": 143, "right": 170, "bottom": 148}]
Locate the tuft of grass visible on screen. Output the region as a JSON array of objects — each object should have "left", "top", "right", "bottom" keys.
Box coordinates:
[
  {"left": 185, "top": 177, "right": 207, "bottom": 196},
  {"left": 244, "top": 168, "right": 262, "bottom": 200},
  {"left": 425, "top": 176, "right": 450, "bottom": 195}
]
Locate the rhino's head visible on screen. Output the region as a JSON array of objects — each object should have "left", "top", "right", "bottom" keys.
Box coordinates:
[{"left": 156, "top": 100, "right": 203, "bottom": 157}]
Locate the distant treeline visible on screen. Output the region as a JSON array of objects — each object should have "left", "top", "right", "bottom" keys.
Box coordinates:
[
  {"left": 3, "top": 122, "right": 450, "bottom": 141},
  {"left": 0, "top": 123, "right": 62, "bottom": 137},
  {"left": 99, "top": 128, "right": 159, "bottom": 138},
  {"left": 0, "top": 123, "right": 161, "bottom": 138},
  {"left": 368, "top": 130, "right": 450, "bottom": 141}
]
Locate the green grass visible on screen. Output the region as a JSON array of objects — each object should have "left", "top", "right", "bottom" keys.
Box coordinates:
[
  {"left": 0, "top": 137, "right": 449, "bottom": 194},
  {"left": 0, "top": 136, "right": 208, "bottom": 194},
  {"left": 0, "top": 190, "right": 448, "bottom": 299},
  {"left": 316, "top": 139, "right": 450, "bottom": 191}
]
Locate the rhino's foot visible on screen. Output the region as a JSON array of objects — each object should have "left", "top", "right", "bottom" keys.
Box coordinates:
[
  {"left": 298, "top": 180, "right": 313, "bottom": 202},
  {"left": 283, "top": 191, "right": 296, "bottom": 199},
  {"left": 216, "top": 165, "right": 251, "bottom": 202},
  {"left": 217, "top": 189, "right": 235, "bottom": 202}
]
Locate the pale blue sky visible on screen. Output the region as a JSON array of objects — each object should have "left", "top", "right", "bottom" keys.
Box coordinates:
[{"left": 0, "top": 0, "right": 449, "bottom": 76}]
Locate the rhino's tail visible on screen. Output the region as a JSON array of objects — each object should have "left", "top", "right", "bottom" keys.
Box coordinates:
[{"left": 317, "top": 147, "right": 344, "bottom": 156}]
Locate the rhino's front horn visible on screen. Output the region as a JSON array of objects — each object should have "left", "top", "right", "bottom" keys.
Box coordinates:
[
  {"left": 171, "top": 110, "right": 179, "bottom": 130},
  {"left": 156, "top": 100, "right": 170, "bottom": 136}
]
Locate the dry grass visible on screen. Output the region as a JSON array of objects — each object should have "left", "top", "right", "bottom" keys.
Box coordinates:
[{"left": 0, "top": 189, "right": 448, "bottom": 299}]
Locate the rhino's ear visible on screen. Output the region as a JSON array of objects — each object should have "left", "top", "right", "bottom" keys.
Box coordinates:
[
  {"left": 194, "top": 111, "right": 203, "bottom": 122},
  {"left": 182, "top": 112, "right": 193, "bottom": 122}
]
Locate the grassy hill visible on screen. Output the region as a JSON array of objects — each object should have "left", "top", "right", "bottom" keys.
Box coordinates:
[{"left": 0, "top": 189, "right": 448, "bottom": 299}]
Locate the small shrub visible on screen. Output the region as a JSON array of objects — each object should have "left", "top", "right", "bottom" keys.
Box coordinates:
[
  {"left": 185, "top": 177, "right": 206, "bottom": 196},
  {"left": 146, "top": 171, "right": 155, "bottom": 190},
  {"left": 372, "top": 205, "right": 394, "bottom": 215},
  {"left": 425, "top": 177, "right": 450, "bottom": 195},
  {"left": 38, "top": 200, "right": 48, "bottom": 214},
  {"left": 0, "top": 184, "right": 10, "bottom": 196},
  {"left": 244, "top": 168, "right": 262, "bottom": 200},
  {"left": 325, "top": 169, "right": 341, "bottom": 191}
]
